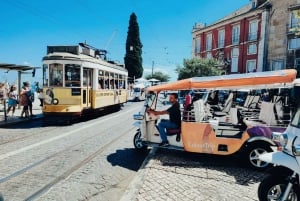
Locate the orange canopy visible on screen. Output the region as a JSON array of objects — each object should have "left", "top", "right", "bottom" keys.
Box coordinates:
[{"left": 147, "top": 69, "right": 297, "bottom": 92}]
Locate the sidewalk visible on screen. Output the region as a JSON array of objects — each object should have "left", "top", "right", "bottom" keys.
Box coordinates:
[
  {"left": 121, "top": 148, "right": 264, "bottom": 201},
  {"left": 0, "top": 96, "right": 43, "bottom": 127}
]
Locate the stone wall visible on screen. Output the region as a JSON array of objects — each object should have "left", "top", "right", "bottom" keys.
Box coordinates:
[{"left": 267, "top": 0, "right": 298, "bottom": 70}]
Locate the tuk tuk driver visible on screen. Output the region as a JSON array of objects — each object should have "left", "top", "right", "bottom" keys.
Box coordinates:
[{"left": 146, "top": 93, "right": 181, "bottom": 146}]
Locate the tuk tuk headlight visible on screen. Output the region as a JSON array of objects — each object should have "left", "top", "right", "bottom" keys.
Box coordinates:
[
  {"left": 272, "top": 132, "right": 288, "bottom": 148},
  {"left": 292, "top": 144, "right": 300, "bottom": 156}
]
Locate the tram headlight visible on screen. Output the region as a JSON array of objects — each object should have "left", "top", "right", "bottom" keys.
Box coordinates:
[{"left": 272, "top": 132, "right": 288, "bottom": 149}]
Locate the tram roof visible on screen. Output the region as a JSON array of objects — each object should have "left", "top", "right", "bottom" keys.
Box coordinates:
[
  {"left": 0, "top": 63, "right": 37, "bottom": 71},
  {"left": 43, "top": 52, "right": 127, "bottom": 72},
  {"left": 147, "top": 69, "right": 297, "bottom": 92}
]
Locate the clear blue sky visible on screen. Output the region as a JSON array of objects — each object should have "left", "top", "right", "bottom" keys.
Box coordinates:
[{"left": 0, "top": 0, "right": 249, "bottom": 84}]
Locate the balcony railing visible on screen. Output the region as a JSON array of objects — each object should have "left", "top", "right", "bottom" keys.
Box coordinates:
[{"left": 287, "top": 23, "right": 300, "bottom": 34}]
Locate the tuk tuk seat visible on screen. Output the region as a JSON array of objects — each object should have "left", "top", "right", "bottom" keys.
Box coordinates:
[
  {"left": 166, "top": 128, "right": 181, "bottom": 135},
  {"left": 166, "top": 128, "right": 181, "bottom": 142}
]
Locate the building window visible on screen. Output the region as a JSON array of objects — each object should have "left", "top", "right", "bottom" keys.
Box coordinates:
[
  {"left": 195, "top": 37, "right": 201, "bottom": 54},
  {"left": 232, "top": 25, "right": 240, "bottom": 45},
  {"left": 248, "top": 20, "right": 258, "bottom": 41},
  {"left": 288, "top": 38, "right": 300, "bottom": 49},
  {"left": 271, "top": 60, "right": 284, "bottom": 71},
  {"left": 206, "top": 33, "right": 212, "bottom": 51},
  {"left": 231, "top": 47, "right": 239, "bottom": 72},
  {"left": 206, "top": 52, "right": 212, "bottom": 59},
  {"left": 218, "top": 29, "right": 225, "bottom": 48},
  {"left": 246, "top": 60, "right": 257, "bottom": 72},
  {"left": 290, "top": 10, "right": 300, "bottom": 29},
  {"left": 248, "top": 43, "right": 257, "bottom": 55}
]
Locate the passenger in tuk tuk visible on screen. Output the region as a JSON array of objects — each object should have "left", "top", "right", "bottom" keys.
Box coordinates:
[{"left": 146, "top": 93, "right": 181, "bottom": 147}]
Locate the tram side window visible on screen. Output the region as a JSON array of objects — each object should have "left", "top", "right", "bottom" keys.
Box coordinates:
[
  {"left": 118, "top": 74, "right": 123, "bottom": 89},
  {"left": 110, "top": 73, "right": 115, "bottom": 89},
  {"left": 105, "top": 72, "right": 109, "bottom": 89},
  {"left": 119, "top": 75, "right": 126, "bottom": 89},
  {"left": 115, "top": 74, "right": 119, "bottom": 89},
  {"left": 49, "top": 64, "right": 63, "bottom": 86},
  {"left": 65, "top": 64, "right": 81, "bottom": 87},
  {"left": 98, "top": 70, "right": 104, "bottom": 89}
]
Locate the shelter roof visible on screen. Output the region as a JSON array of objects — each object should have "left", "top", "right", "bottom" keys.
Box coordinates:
[{"left": 0, "top": 63, "right": 36, "bottom": 71}]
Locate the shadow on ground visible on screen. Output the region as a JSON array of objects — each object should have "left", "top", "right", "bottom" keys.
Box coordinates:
[
  {"left": 107, "top": 148, "right": 150, "bottom": 171},
  {"left": 153, "top": 148, "right": 266, "bottom": 186}
]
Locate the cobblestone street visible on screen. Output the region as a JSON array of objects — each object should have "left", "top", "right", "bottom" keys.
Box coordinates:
[{"left": 127, "top": 148, "right": 264, "bottom": 201}]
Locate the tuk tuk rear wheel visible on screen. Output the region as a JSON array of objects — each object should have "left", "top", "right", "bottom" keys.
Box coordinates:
[
  {"left": 134, "top": 131, "right": 147, "bottom": 150},
  {"left": 244, "top": 143, "right": 272, "bottom": 171}
]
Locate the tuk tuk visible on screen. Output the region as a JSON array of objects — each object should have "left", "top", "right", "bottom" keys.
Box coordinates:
[{"left": 133, "top": 69, "right": 297, "bottom": 170}]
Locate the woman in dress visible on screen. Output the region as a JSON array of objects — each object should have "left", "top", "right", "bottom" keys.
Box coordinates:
[{"left": 7, "top": 85, "right": 18, "bottom": 117}]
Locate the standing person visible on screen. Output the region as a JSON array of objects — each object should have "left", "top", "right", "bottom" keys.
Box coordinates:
[
  {"left": 38, "top": 88, "right": 43, "bottom": 107},
  {"left": 6, "top": 85, "right": 18, "bottom": 117},
  {"left": 146, "top": 93, "right": 181, "bottom": 146},
  {"left": 19, "top": 82, "right": 30, "bottom": 118},
  {"left": 27, "top": 82, "right": 35, "bottom": 117}
]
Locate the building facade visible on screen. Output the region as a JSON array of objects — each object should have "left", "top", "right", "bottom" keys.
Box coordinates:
[
  {"left": 267, "top": 0, "right": 299, "bottom": 73},
  {"left": 192, "top": 0, "right": 300, "bottom": 77},
  {"left": 192, "top": 0, "right": 270, "bottom": 74}
]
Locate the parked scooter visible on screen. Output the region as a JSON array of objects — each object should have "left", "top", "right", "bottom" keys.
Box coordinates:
[{"left": 258, "top": 106, "right": 300, "bottom": 201}]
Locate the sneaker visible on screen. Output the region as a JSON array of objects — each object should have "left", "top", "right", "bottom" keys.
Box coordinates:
[{"left": 159, "top": 141, "right": 169, "bottom": 147}]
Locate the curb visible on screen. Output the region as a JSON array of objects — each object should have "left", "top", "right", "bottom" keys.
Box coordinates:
[
  {"left": 120, "top": 147, "right": 158, "bottom": 201},
  {"left": 0, "top": 114, "right": 44, "bottom": 128}
]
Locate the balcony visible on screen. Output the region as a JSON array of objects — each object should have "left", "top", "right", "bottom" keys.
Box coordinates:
[{"left": 287, "top": 23, "right": 300, "bottom": 35}]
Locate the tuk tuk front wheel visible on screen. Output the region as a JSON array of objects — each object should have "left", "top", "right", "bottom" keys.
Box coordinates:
[
  {"left": 134, "top": 131, "right": 147, "bottom": 150},
  {"left": 258, "top": 174, "right": 300, "bottom": 201},
  {"left": 244, "top": 143, "right": 272, "bottom": 171}
]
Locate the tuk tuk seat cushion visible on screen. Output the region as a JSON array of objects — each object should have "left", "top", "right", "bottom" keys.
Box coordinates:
[{"left": 166, "top": 128, "right": 181, "bottom": 135}]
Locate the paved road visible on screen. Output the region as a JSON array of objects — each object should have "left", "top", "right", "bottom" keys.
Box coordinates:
[
  {"left": 131, "top": 148, "right": 264, "bottom": 201},
  {"left": 0, "top": 101, "right": 148, "bottom": 201}
]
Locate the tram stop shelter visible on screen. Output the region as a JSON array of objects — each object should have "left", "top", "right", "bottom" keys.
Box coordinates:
[{"left": 0, "top": 63, "right": 38, "bottom": 121}]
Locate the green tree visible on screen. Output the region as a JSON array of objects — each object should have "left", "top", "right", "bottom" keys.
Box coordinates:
[
  {"left": 124, "top": 13, "right": 143, "bottom": 81},
  {"left": 175, "top": 58, "right": 224, "bottom": 80},
  {"left": 145, "top": 71, "right": 170, "bottom": 82}
]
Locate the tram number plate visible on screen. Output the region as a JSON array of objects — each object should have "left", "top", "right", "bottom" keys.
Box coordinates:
[{"left": 71, "top": 88, "right": 81, "bottom": 96}]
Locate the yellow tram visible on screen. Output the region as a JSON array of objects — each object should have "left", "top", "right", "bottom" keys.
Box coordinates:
[{"left": 42, "top": 43, "right": 128, "bottom": 116}]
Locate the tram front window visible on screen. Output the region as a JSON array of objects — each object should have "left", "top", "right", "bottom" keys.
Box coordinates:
[
  {"left": 49, "top": 64, "right": 63, "bottom": 86},
  {"left": 43, "top": 64, "right": 49, "bottom": 87},
  {"left": 65, "top": 64, "right": 81, "bottom": 87}
]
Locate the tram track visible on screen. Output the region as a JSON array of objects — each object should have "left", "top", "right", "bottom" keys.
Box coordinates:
[
  {"left": 24, "top": 126, "right": 136, "bottom": 201},
  {"left": 0, "top": 124, "right": 131, "bottom": 184},
  {"left": 0, "top": 103, "right": 143, "bottom": 200}
]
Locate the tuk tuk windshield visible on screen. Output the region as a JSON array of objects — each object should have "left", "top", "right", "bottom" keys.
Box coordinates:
[{"left": 146, "top": 92, "right": 156, "bottom": 108}]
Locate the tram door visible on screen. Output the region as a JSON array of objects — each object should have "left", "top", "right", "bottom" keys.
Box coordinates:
[{"left": 83, "top": 68, "right": 93, "bottom": 108}]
